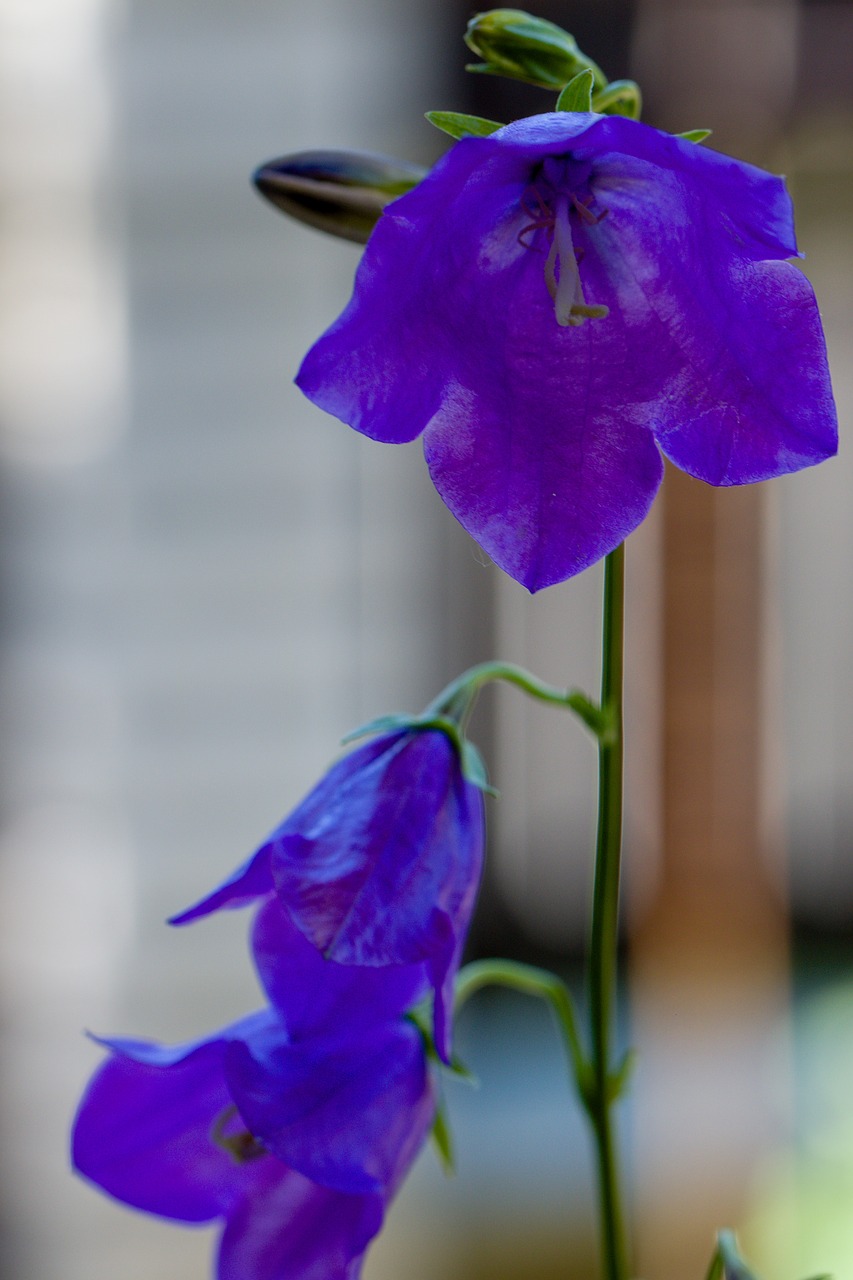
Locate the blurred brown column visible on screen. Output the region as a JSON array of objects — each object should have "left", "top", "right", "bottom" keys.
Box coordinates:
[{"left": 629, "top": 3, "right": 798, "bottom": 1277}]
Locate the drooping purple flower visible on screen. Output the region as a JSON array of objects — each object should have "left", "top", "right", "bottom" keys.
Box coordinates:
[
  {"left": 72, "top": 900, "right": 435, "bottom": 1280},
  {"left": 296, "top": 112, "right": 838, "bottom": 592},
  {"left": 171, "top": 726, "right": 485, "bottom": 1061}
]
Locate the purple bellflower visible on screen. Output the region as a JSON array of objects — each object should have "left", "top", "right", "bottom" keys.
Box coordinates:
[
  {"left": 296, "top": 112, "right": 838, "bottom": 592},
  {"left": 171, "top": 726, "right": 485, "bottom": 1063},
  {"left": 72, "top": 897, "right": 436, "bottom": 1280}
]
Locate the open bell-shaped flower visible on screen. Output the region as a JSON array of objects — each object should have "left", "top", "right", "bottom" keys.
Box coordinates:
[
  {"left": 296, "top": 111, "right": 837, "bottom": 592},
  {"left": 72, "top": 899, "right": 436, "bottom": 1280}
]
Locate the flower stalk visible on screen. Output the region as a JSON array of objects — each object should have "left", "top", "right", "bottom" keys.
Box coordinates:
[
  {"left": 587, "top": 543, "right": 630, "bottom": 1280},
  {"left": 426, "top": 660, "right": 611, "bottom": 742}
]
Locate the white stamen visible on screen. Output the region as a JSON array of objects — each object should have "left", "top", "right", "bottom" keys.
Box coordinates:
[{"left": 544, "top": 195, "right": 609, "bottom": 328}]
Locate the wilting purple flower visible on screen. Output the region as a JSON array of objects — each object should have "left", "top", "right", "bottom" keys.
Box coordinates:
[
  {"left": 296, "top": 112, "right": 837, "bottom": 591},
  {"left": 72, "top": 899, "right": 435, "bottom": 1280},
  {"left": 171, "top": 726, "right": 485, "bottom": 1062}
]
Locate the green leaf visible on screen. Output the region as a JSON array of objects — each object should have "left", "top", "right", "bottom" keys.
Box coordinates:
[
  {"left": 430, "top": 1099, "right": 455, "bottom": 1175},
  {"left": 678, "top": 128, "right": 713, "bottom": 144},
  {"left": 705, "top": 1252, "right": 725, "bottom": 1280},
  {"left": 425, "top": 111, "right": 504, "bottom": 141},
  {"left": 591, "top": 79, "right": 642, "bottom": 120},
  {"left": 556, "top": 68, "right": 595, "bottom": 113}
]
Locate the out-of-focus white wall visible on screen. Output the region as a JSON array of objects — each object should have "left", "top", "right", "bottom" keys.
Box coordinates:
[{"left": 0, "top": 1, "right": 453, "bottom": 1275}]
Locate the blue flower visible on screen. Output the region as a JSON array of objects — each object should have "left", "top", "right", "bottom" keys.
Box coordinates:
[
  {"left": 171, "top": 726, "right": 485, "bottom": 1063},
  {"left": 72, "top": 899, "right": 435, "bottom": 1280},
  {"left": 296, "top": 112, "right": 837, "bottom": 591}
]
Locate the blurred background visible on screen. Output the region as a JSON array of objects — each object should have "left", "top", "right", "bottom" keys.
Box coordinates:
[{"left": 0, "top": 0, "right": 851, "bottom": 1277}]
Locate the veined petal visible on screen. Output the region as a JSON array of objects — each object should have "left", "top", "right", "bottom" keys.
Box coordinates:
[
  {"left": 269, "top": 730, "right": 484, "bottom": 974},
  {"left": 552, "top": 113, "right": 798, "bottom": 260},
  {"left": 169, "top": 735, "right": 397, "bottom": 927},
  {"left": 251, "top": 895, "right": 429, "bottom": 1040},
  {"left": 584, "top": 158, "right": 838, "bottom": 481},
  {"left": 170, "top": 847, "right": 274, "bottom": 925},
  {"left": 224, "top": 1019, "right": 434, "bottom": 1196},
  {"left": 218, "top": 1162, "right": 383, "bottom": 1280}
]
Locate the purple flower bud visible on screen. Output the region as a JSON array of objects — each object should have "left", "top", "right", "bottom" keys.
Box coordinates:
[{"left": 253, "top": 149, "right": 426, "bottom": 245}]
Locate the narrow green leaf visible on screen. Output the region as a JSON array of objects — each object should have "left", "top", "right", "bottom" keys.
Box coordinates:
[
  {"left": 425, "top": 111, "right": 504, "bottom": 141},
  {"left": 556, "top": 68, "right": 594, "bottom": 113},
  {"left": 705, "top": 1249, "right": 725, "bottom": 1280},
  {"left": 678, "top": 128, "right": 713, "bottom": 144},
  {"left": 591, "top": 79, "right": 642, "bottom": 120},
  {"left": 430, "top": 1099, "right": 455, "bottom": 1175}
]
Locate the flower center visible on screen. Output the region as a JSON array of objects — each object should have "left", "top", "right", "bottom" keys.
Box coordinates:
[
  {"left": 519, "top": 168, "right": 609, "bottom": 329},
  {"left": 210, "top": 1104, "right": 267, "bottom": 1165}
]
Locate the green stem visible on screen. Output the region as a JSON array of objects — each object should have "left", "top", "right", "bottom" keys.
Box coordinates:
[
  {"left": 454, "top": 958, "right": 589, "bottom": 1105},
  {"left": 426, "top": 660, "right": 611, "bottom": 742},
  {"left": 587, "top": 543, "right": 630, "bottom": 1280}
]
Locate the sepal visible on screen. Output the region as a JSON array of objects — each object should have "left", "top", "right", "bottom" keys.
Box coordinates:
[
  {"left": 705, "top": 1230, "right": 761, "bottom": 1280},
  {"left": 341, "top": 713, "right": 417, "bottom": 744},
  {"left": 678, "top": 128, "right": 713, "bottom": 143},
  {"left": 463, "top": 9, "right": 606, "bottom": 91},
  {"left": 343, "top": 712, "right": 494, "bottom": 795},
  {"left": 591, "top": 79, "right": 642, "bottom": 119},
  {"left": 461, "top": 739, "right": 498, "bottom": 797},
  {"left": 426, "top": 111, "right": 504, "bottom": 140},
  {"left": 430, "top": 1098, "right": 455, "bottom": 1175},
  {"left": 556, "top": 69, "right": 594, "bottom": 114},
  {"left": 253, "top": 149, "right": 425, "bottom": 244}
]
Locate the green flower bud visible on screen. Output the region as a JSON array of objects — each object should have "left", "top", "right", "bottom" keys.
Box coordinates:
[
  {"left": 464, "top": 9, "right": 606, "bottom": 92},
  {"left": 253, "top": 150, "right": 426, "bottom": 245}
]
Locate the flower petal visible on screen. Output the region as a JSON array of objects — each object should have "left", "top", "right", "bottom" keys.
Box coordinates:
[
  {"left": 169, "top": 847, "right": 274, "bottom": 925},
  {"left": 218, "top": 1162, "right": 384, "bottom": 1280},
  {"left": 225, "top": 1019, "right": 434, "bottom": 1196},
  {"left": 251, "top": 894, "right": 429, "bottom": 1040},
  {"left": 170, "top": 737, "right": 397, "bottom": 927},
  {"left": 584, "top": 156, "right": 838, "bottom": 482},
  {"left": 72, "top": 1015, "right": 275, "bottom": 1222},
  {"left": 563, "top": 113, "right": 799, "bottom": 261},
  {"left": 269, "top": 730, "right": 484, "bottom": 975},
  {"left": 653, "top": 259, "right": 836, "bottom": 483}
]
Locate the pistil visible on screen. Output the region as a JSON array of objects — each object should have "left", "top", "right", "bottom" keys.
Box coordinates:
[{"left": 544, "top": 194, "right": 609, "bottom": 328}]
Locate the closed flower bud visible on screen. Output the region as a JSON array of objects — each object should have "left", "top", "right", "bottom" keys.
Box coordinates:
[
  {"left": 464, "top": 9, "right": 606, "bottom": 91},
  {"left": 253, "top": 149, "right": 426, "bottom": 244}
]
